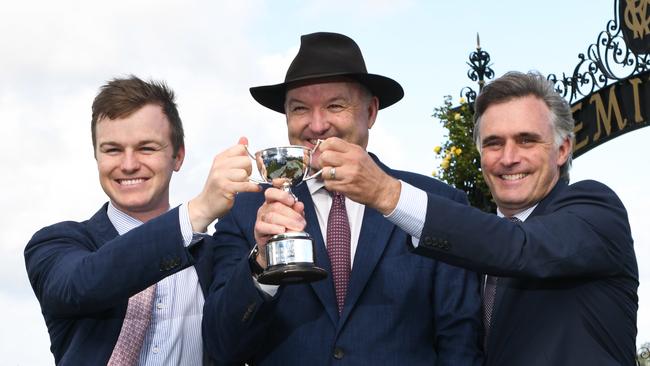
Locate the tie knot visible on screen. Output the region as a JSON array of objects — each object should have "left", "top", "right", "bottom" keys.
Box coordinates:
[{"left": 330, "top": 191, "right": 345, "bottom": 203}]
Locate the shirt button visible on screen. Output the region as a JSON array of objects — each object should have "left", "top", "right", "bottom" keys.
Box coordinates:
[
  {"left": 152, "top": 346, "right": 160, "bottom": 354},
  {"left": 156, "top": 302, "right": 165, "bottom": 309}
]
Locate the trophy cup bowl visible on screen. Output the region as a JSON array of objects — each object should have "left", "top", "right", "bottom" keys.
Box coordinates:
[{"left": 251, "top": 145, "right": 327, "bottom": 285}]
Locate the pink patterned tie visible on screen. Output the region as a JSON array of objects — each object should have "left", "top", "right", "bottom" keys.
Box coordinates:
[
  {"left": 108, "top": 284, "right": 156, "bottom": 366},
  {"left": 327, "top": 192, "right": 351, "bottom": 314}
]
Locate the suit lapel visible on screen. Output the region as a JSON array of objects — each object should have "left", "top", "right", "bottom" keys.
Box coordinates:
[
  {"left": 337, "top": 206, "right": 394, "bottom": 330},
  {"left": 294, "top": 183, "right": 339, "bottom": 325},
  {"left": 87, "top": 203, "right": 119, "bottom": 249}
]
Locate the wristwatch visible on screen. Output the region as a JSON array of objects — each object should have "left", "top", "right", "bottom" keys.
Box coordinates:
[{"left": 248, "top": 245, "right": 264, "bottom": 277}]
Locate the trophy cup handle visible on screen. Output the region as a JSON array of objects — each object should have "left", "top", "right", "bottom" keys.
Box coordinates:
[
  {"left": 304, "top": 139, "right": 323, "bottom": 181},
  {"left": 244, "top": 145, "right": 268, "bottom": 185}
]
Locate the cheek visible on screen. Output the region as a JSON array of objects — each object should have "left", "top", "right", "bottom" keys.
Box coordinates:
[
  {"left": 480, "top": 153, "right": 497, "bottom": 174},
  {"left": 285, "top": 121, "right": 302, "bottom": 142},
  {"left": 96, "top": 159, "right": 113, "bottom": 177}
]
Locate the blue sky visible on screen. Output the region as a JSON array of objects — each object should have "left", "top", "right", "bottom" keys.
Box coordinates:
[{"left": 2, "top": 0, "right": 648, "bottom": 363}]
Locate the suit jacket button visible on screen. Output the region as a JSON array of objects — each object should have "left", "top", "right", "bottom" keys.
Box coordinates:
[
  {"left": 423, "top": 236, "right": 433, "bottom": 247},
  {"left": 333, "top": 347, "right": 344, "bottom": 360}
]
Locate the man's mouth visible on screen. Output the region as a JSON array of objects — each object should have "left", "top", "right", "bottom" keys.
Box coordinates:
[
  {"left": 307, "top": 138, "right": 321, "bottom": 147},
  {"left": 500, "top": 173, "right": 528, "bottom": 181},
  {"left": 117, "top": 178, "right": 147, "bottom": 186}
]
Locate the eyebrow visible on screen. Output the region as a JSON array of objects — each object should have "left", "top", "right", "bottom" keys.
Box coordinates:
[
  {"left": 286, "top": 95, "right": 349, "bottom": 106},
  {"left": 481, "top": 132, "right": 543, "bottom": 145},
  {"left": 516, "top": 132, "right": 542, "bottom": 141},
  {"left": 481, "top": 135, "right": 502, "bottom": 146},
  {"left": 98, "top": 140, "right": 163, "bottom": 148}
]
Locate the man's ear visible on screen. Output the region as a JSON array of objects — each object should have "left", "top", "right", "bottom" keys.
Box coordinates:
[
  {"left": 367, "top": 96, "right": 379, "bottom": 129},
  {"left": 556, "top": 136, "right": 571, "bottom": 167},
  {"left": 174, "top": 145, "right": 185, "bottom": 171}
]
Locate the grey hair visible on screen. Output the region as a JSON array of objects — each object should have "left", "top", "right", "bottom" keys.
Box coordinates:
[{"left": 473, "top": 71, "right": 574, "bottom": 181}]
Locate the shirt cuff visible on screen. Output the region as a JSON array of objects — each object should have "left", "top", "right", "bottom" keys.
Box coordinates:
[
  {"left": 253, "top": 279, "right": 279, "bottom": 298},
  {"left": 179, "top": 202, "right": 204, "bottom": 247},
  {"left": 384, "top": 180, "right": 427, "bottom": 243}
]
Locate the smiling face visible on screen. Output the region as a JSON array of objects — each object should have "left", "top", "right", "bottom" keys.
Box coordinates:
[
  {"left": 479, "top": 95, "right": 571, "bottom": 216},
  {"left": 94, "top": 104, "right": 184, "bottom": 222},
  {"left": 284, "top": 80, "right": 378, "bottom": 169}
]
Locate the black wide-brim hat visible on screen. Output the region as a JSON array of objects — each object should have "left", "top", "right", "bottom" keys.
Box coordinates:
[{"left": 250, "top": 32, "right": 404, "bottom": 113}]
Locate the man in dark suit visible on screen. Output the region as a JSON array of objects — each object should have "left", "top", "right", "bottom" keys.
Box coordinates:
[
  {"left": 202, "top": 32, "right": 483, "bottom": 365},
  {"left": 24, "top": 76, "right": 259, "bottom": 365},
  {"left": 323, "top": 71, "right": 638, "bottom": 365}
]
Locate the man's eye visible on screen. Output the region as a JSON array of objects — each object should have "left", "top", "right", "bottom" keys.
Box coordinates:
[
  {"left": 140, "top": 146, "right": 157, "bottom": 153},
  {"left": 290, "top": 106, "right": 307, "bottom": 113},
  {"left": 103, "top": 148, "right": 120, "bottom": 154},
  {"left": 328, "top": 104, "right": 344, "bottom": 111},
  {"left": 482, "top": 141, "right": 500, "bottom": 148},
  {"left": 518, "top": 136, "right": 537, "bottom": 145}
]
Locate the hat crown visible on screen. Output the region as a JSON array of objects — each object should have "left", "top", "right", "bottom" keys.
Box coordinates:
[
  {"left": 249, "top": 31, "right": 403, "bottom": 113},
  {"left": 285, "top": 32, "right": 368, "bottom": 82}
]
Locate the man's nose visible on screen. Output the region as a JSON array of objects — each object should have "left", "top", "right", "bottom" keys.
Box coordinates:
[
  {"left": 120, "top": 150, "right": 141, "bottom": 172},
  {"left": 500, "top": 141, "right": 520, "bottom": 166},
  {"left": 309, "top": 109, "right": 330, "bottom": 135}
]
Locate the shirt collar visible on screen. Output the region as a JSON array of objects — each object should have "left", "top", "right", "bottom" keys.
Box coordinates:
[
  {"left": 107, "top": 201, "right": 144, "bottom": 235},
  {"left": 496, "top": 204, "right": 538, "bottom": 222},
  {"left": 306, "top": 178, "right": 326, "bottom": 195}
]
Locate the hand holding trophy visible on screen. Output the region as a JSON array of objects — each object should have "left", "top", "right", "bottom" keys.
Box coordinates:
[{"left": 247, "top": 141, "right": 327, "bottom": 285}]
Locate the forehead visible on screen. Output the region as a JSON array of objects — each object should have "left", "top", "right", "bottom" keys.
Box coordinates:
[
  {"left": 480, "top": 95, "right": 553, "bottom": 137},
  {"left": 95, "top": 104, "right": 171, "bottom": 142},
  {"left": 286, "top": 80, "right": 363, "bottom": 102}
]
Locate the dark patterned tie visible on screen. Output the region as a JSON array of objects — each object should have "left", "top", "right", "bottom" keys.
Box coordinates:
[
  {"left": 483, "top": 216, "right": 521, "bottom": 348},
  {"left": 327, "top": 192, "right": 351, "bottom": 314},
  {"left": 108, "top": 284, "right": 156, "bottom": 365}
]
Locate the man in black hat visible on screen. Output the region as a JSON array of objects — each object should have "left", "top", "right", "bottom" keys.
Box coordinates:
[{"left": 202, "top": 32, "right": 482, "bottom": 365}]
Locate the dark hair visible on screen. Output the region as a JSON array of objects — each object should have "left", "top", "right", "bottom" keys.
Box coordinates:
[
  {"left": 473, "top": 71, "right": 574, "bottom": 181},
  {"left": 91, "top": 75, "right": 184, "bottom": 156}
]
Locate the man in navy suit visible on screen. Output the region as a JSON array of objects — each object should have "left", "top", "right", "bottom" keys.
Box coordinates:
[
  {"left": 328, "top": 71, "right": 638, "bottom": 365},
  {"left": 202, "top": 32, "right": 483, "bottom": 365},
  {"left": 24, "top": 76, "right": 260, "bottom": 365}
]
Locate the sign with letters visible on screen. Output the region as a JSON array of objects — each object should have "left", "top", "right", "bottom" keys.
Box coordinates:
[
  {"left": 572, "top": 69, "right": 650, "bottom": 157},
  {"left": 620, "top": 0, "right": 650, "bottom": 55}
]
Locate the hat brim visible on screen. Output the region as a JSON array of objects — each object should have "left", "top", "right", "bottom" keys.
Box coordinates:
[{"left": 250, "top": 72, "right": 404, "bottom": 114}]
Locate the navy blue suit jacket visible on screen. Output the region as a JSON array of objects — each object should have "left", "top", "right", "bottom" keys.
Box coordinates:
[
  {"left": 203, "top": 157, "right": 483, "bottom": 365},
  {"left": 25, "top": 204, "right": 215, "bottom": 365},
  {"left": 414, "top": 179, "right": 638, "bottom": 365}
]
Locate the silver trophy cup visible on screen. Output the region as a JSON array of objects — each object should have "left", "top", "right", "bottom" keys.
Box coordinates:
[{"left": 249, "top": 143, "right": 327, "bottom": 285}]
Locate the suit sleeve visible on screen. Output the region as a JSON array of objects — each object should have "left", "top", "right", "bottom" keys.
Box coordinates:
[
  {"left": 202, "top": 194, "right": 278, "bottom": 364},
  {"left": 414, "top": 180, "right": 635, "bottom": 279},
  {"left": 24, "top": 207, "right": 196, "bottom": 317},
  {"left": 430, "top": 188, "right": 483, "bottom": 366}
]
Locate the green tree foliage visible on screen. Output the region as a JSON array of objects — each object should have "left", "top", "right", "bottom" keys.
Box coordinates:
[
  {"left": 638, "top": 343, "right": 650, "bottom": 365},
  {"left": 432, "top": 95, "right": 496, "bottom": 213}
]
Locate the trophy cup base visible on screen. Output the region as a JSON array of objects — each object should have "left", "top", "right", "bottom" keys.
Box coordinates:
[{"left": 257, "top": 263, "right": 327, "bottom": 285}]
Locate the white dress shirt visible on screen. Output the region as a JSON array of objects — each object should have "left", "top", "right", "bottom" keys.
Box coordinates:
[
  {"left": 107, "top": 202, "right": 205, "bottom": 366},
  {"left": 385, "top": 180, "right": 537, "bottom": 244}
]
